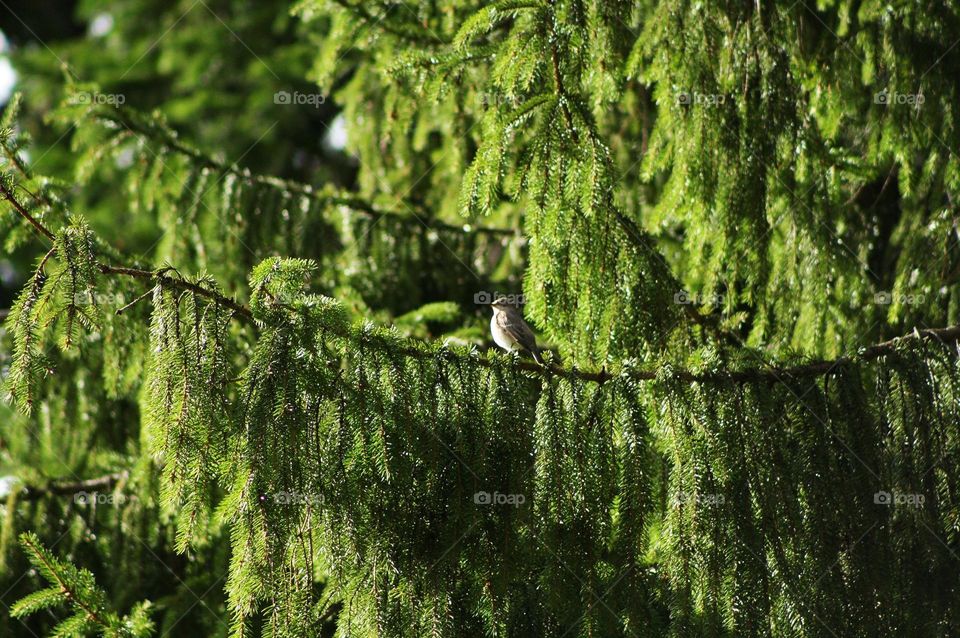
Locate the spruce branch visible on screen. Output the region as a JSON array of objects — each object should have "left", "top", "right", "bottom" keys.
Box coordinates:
[
  {"left": 19, "top": 535, "right": 109, "bottom": 628},
  {"left": 0, "top": 173, "right": 55, "bottom": 242},
  {"left": 612, "top": 208, "right": 742, "bottom": 349},
  {"left": 98, "top": 264, "right": 254, "bottom": 324},
  {"left": 93, "top": 108, "right": 517, "bottom": 239},
  {"left": 0, "top": 180, "right": 255, "bottom": 325},
  {"left": 87, "top": 252, "right": 960, "bottom": 385},
  {"left": 547, "top": 2, "right": 576, "bottom": 138},
  {"left": 327, "top": 0, "right": 451, "bottom": 44},
  {"left": 14, "top": 533, "right": 154, "bottom": 637},
  {"left": 0, "top": 94, "right": 58, "bottom": 213},
  {"left": 6, "top": 175, "right": 959, "bottom": 388},
  {"left": 536, "top": 7, "right": 741, "bottom": 352}
]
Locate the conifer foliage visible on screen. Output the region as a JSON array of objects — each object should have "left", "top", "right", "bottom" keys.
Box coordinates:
[{"left": 1, "top": 1, "right": 960, "bottom": 637}]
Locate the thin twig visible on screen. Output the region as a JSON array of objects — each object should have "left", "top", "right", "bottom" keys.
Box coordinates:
[{"left": 0, "top": 181, "right": 55, "bottom": 242}]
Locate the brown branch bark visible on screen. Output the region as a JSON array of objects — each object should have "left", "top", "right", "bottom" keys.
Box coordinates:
[
  {"left": 17, "top": 471, "right": 130, "bottom": 502},
  {"left": 0, "top": 180, "right": 55, "bottom": 242}
]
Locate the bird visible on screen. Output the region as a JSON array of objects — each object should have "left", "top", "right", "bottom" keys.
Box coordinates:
[{"left": 489, "top": 297, "right": 544, "bottom": 365}]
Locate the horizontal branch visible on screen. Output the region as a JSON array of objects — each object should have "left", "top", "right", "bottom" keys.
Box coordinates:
[
  {"left": 17, "top": 471, "right": 129, "bottom": 502},
  {"left": 98, "top": 110, "right": 517, "bottom": 239},
  {"left": 93, "top": 260, "right": 960, "bottom": 385},
  {"left": 98, "top": 264, "right": 255, "bottom": 323},
  {"left": 6, "top": 180, "right": 960, "bottom": 386},
  {"left": 102, "top": 271, "right": 960, "bottom": 384},
  {"left": 0, "top": 181, "right": 256, "bottom": 324},
  {"left": 475, "top": 323, "right": 960, "bottom": 384}
]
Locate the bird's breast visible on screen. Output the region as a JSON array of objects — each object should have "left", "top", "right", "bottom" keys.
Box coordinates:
[{"left": 491, "top": 313, "right": 517, "bottom": 351}]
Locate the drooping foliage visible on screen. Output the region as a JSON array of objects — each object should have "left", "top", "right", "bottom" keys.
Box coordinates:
[{"left": 1, "top": 1, "right": 959, "bottom": 637}]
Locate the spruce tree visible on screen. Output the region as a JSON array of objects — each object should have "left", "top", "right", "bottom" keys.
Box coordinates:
[{"left": 1, "top": 1, "right": 959, "bottom": 637}]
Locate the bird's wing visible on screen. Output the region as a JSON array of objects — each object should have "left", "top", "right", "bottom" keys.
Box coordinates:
[{"left": 497, "top": 309, "right": 538, "bottom": 353}]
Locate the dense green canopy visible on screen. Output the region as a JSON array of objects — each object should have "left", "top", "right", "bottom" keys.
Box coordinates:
[{"left": 1, "top": 1, "right": 958, "bottom": 637}]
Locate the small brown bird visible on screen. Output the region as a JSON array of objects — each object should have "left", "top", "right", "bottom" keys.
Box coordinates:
[{"left": 489, "top": 297, "right": 544, "bottom": 365}]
